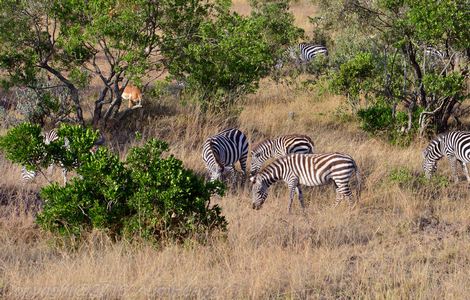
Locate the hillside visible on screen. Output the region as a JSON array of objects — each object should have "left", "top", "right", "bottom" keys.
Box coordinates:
[{"left": 1, "top": 0, "right": 470, "bottom": 299}]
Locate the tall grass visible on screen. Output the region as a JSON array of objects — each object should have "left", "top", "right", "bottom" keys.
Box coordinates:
[{"left": 2, "top": 78, "right": 470, "bottom": 299}]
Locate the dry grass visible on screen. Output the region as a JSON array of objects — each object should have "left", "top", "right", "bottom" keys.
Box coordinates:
[
  {"left": 2, "top": 77, "right": 470, "bottom": 299},
  {"left": 1, "top": 2, "right": 470, "bottom": 298}
]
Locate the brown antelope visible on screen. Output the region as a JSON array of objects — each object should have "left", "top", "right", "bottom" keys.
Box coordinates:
[{"left": 119, "top": 84, "right": 143, "bottom": 108}]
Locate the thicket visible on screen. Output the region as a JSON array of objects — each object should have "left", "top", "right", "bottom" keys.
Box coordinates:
[
  {"left": 0, "top": 123, "right": 227, "bottom": 242},
  {"left": 0, "top": 0, "right": 302, "bottom": 123},
  {"left": 312, "top": 0, "right": 469, "bottom": 138}
]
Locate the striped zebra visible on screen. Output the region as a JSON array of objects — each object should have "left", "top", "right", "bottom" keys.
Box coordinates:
[
  {"left": 250, "top": 153, "right": 361, "bottom": 213},
  {"left": 276, "top": 43, "right": 328, "bottom": 70},
  {"left": 250, "top": 134, "right": 315, "bottom": 176},
  {"left": 20, "top": 129, "right": 67, "bottom": 183},
  {"left": 422, "top": 131, "right": 470, "bottom": 183},
  {"left": 202, "top": 128, "right": 249, "bottom": 183},
  {"left": 21, "top": 129, "right": 105, "bottom": 184},
  {"left": 424, "top": 46, "right": 445, "bottom": 61}
]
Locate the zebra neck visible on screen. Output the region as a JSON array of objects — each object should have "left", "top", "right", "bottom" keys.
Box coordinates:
[{"left": 260, "top": 167, "right": 282, "bottom": 187}]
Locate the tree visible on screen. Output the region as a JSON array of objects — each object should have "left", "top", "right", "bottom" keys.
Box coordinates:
[
  {"left": 163, "top": 0, "right": 302, "bottom": 111},
  {"left": 0, "top": 0, "right": 212, "bottom": 125},
  {"left": 314, "top": 0, "right": 469, "bottom": 135}
]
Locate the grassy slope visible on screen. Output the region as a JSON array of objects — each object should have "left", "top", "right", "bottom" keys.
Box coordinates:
[{"left": 2, "top": 1, "right": 470, "bottom": 299}]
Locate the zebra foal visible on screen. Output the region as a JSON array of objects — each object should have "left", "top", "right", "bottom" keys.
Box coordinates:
[
  {"left": 202, "top": 128, "right": 249, "bottom": 183},
  {"left": 422, "top": 131, "right": 470, "bottom": 183},
  {"left": 250, "top": 134, "right": 315, "bottom": 176},
  {"left": 250, "top": 153, "right": 361, "bottom": 213}
]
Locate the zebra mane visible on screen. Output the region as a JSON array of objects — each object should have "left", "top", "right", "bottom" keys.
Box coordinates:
[{"left": 251, "top": 138, "right": 272, "bottom": 153}]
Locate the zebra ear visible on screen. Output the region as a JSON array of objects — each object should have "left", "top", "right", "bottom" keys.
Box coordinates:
[{"left": 249, "top": 175, "right": 256, "bottom": 184}]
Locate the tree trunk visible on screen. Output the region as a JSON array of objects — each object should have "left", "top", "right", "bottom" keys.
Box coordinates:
[
  {"left": 437, "top": 96, "right": 459, "bottom": 132},
  {"left": 405, "top": 42, "right": 427, "bottom": 107},
  {"left": 41, "top": 63, "right": 85, "bottom": 126},
  {"left": 92, "top": 87, "right": 110, "bottom": 127}
]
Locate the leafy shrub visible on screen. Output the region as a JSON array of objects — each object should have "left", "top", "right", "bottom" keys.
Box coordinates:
[
  {"left": 388, "top": 167, "right": 450, "bottom": 189},
  {"left": 357, "top": 102, "right": 423, "bottom": 146},
  {"left": 0, "top": 123, "right": 227, "bottom": 242},
  {"left": 0, "top": 123, "right": 99, "bottom": 175},
  {"left": 330, "top": 52, "right": 378, "bottom": 108},
  {"left": 165, "top": 0, "right": 301, "bottom": 111}
]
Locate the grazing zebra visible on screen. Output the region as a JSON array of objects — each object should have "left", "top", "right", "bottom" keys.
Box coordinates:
[
  {"left": 276, "top": 43, "right": 328, "bottom": 70},
  {"left": 422, "top": 131, "right": 470, "bottom": 183},
  {"left": 250, "top": 153, "right": 361, "bottom": 213},
  {"left": 21, "top": 130, "right": 105, "bottom": 184},
  {"left": 250, "top": 134, "right": 315, "bottom": 176},
  {"left": 202, "top": 128, "right": 249, "bottom": 183}
]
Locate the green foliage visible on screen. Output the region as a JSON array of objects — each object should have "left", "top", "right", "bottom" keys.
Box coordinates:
[
  {"left": 423, "top": 73, "right": 466, "bottom": 100},
  {"left": 330, "top": 52, "right": 378, "bottom": 106},
  {"left": 36, "top": 138, "right": 227, "bottom": 242},
  {"left": 165, "top": 0, "right": 301, "bottom": 111},
  {"left": 1, "top": 123, "right": 227, "bottom": 242},
  {"left": 357, "top": 102, "right": 423, "bottom": 146},
  {"left": 0, "top": 123, "right": 45, "bottom": 170},
  {"left": 125, "top": 139, "right": 226, "bottom": 240},
  {"left": 388, "top": 167, "right": 450, "bottom": 189},
  {"left": 0, "top": 122, "right": 101, "bottom": 175},
  {"left": 315, "top": 0, "right": 469, "bottom": 134}
]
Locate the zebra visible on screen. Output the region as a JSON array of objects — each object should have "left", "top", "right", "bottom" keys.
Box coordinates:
[
  {"left": 276, "top": 43, "right": 328, "bottom": 70},
  {"left": 202, "top": 128, "right": 249, "bottom": 183},
  {"left": 250, "top": 134, "right": 315, "bottom": 176},
  {"left": 250, "top": 153, "right": 361, "bottom": 213},
  {"left": 422, "top": 131, "right": 470, "bottom": 183},
  {"left": 21, "top": 129, "right": 105, "bottom": 184},
  {"left": 21, "top": 129, "right": 67, "bottom": 183},
  {"left": 424, "top": 46, "right": 445, "bottom": 61}
]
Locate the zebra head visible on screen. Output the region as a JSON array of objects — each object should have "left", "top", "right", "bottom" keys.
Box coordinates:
[
  {"left": 422, "top": 138, "right": 443, "bottom": 179},
  {"left": 202, "top": 138, "right": 225, "bottom": 181},
  {"left": 250, "top": 175, "right": 268, "bottom": 210}
]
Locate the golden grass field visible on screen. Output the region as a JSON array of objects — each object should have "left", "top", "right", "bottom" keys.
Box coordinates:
[{"left": 2, "top": 1, "right": 470, "bottom": 299}]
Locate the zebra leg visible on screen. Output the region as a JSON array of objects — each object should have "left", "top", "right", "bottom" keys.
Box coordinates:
[
  {"left": 448, "top": 155, "right": 459, "bottom": 183},
  {"left": 333, "top": 193, "right": 343, "bottom": 208},
  {"left": 462, "top": 162, "right": 470, "bottom": 183},
  {"left": 288, "top": 187, "right": 295, "bottom": 214},
  {"left": 239, "top": 155, "right": 248, "bottom": 185},
  {"left": 62, "top": 168, "right": 67, "bottom": 185},
  {"left": 287, "top": 178, "right": 299, "bottom": 213},
  {"left": 296, "top": 186, "right": 305, "bottom": 211},
  {"left": 333, "top": 184, "right": 345, "bottom": 208}
]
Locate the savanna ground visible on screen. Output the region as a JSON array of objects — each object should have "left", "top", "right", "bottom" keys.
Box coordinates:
[{"left": 2, "top": 1, "right": 470, "bottom": 299}]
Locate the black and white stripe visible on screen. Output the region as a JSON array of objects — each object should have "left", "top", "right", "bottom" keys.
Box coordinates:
[
  {"left": 202, "top": 128, "right": 249, "bottom": 182},
  {"left": 21, "top": 129, "right": 105, "bottom": 184},
  {"left": 276, "top": 43, "right": 328, "bottom": 70},
  {"left": 424, "top": 46, "right": 445, "bottom": 60},
  {"left": 21, "top": 129, "right": 68, "bottom": 184},
  {"left": 250, "top": 134, "right": 315, "bottom": 176},
  {"left": 422, "top": 131, "right": 470, "bottom": 183},
  {"left": 250, "top": 153, "right": 361, "bottom": 212}
]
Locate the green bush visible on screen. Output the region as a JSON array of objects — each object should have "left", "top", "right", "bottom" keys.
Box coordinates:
[
  {"left": 0, "top": 123, "right": 227, "bottom": 243},
  {"left": 357, "top": 102, "right": 423, "bottom": 146},
  {"left": 164, "top": 0, "right": 301, "bottom": 111},
  {"left": 388, "top": 167, "right": 450, "bottom": 189}
]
